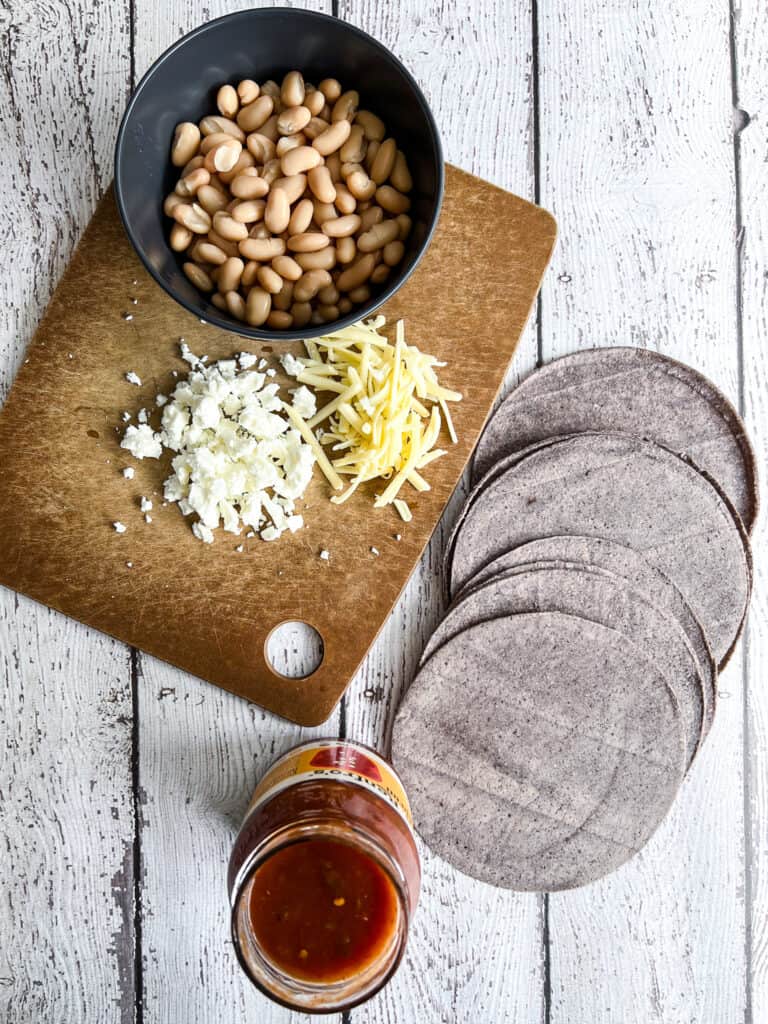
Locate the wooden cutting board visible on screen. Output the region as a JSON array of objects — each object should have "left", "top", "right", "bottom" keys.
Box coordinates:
[{"left": 0, "top": 165, "right": 556, "bottom": 725}]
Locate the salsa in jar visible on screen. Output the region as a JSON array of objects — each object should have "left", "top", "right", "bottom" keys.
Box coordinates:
[{"left": 228, "top": 740, "right": 420, "bottom": 1012}]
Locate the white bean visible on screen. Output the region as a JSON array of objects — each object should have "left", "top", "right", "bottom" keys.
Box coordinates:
[{"left": 171, "top": 122, "right": 200, "bottom": 167}]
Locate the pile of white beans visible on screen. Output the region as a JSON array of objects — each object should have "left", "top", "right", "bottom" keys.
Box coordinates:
[{"left": 163, "top": 72, "right": 414, "bottom": 330}]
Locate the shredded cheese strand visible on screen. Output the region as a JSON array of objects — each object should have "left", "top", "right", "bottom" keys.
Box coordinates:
[
  {"left": 285, "top": 317, "right": 461, "bottom": 510},
  {"left": 282, "top": 404, "right": 344, "bottom": 491}
]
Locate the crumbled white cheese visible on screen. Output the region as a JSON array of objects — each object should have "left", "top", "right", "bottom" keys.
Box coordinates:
[
  {"left": 122, "top": 467, "right": 135, "bottom": 480},
  {"left": 266, "top": 368, "right": 276, "bottom": 378},
  {"left": 258, "top": 358, "right": 268, "bottom": 371},
  {"left": 113, "top": 522, "right": 127, "bottom": 534},
  {"left": 140, "top": 497, "right": 152, "bottom": 513},
  {"left": 180, "top": 341, "right": 201, "bottom": 368},
  {"left": 280, "top": 353, "right": 305, "bottom": 377},
  {"left": 238, "top": 352, "right": 258, "bottom": 369},
  {"left": 192, "top": 522, "right": 214, "bottom": 544},
  {"left": 156, "top": 394, "right": 168, "bottom": 407},
  {"left": 138, "top": 408, "right": 148, "bottom": 424},
  {"left": 370, "top": 546, "right": 380, "bottom": 556},
  {"left": 121, "top": 411, "right": 131, "bottom": 423},
  {"left": 126, "top": 561, "right": 133, "bottom": 568},
  {"left": 319, "top": 548, "right": 330, "bottom": 561},
  {"left": 125, "top": 371, "right": 142, "bottom": 386},
  {"left": 246, "top": 530, "right": 255, "bottom": 538},
  {"left": 290, "top": 385, "right": 317, "bottom": 420},
  {"left": 144, "top": 514, "right": 152, "bottom": 524},
  {"left": 217, "top": 360, "right": 237, "bottom": 379},
  {"left": 235, "top": 544, "right": 244, "bottom": 552},
  {"left": 121, "top": 424, "right": 162, "bottom": 460},
  {"left": 120, "top": 345, "right": 317, "bottom": 543}
]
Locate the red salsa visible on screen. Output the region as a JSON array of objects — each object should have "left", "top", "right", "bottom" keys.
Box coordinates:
[
  {"left": 249, "top": 838, "right": 400, "bottom": 983},
  {"left": 229, "top": 741, "right": 420, "bottom": 1011}
]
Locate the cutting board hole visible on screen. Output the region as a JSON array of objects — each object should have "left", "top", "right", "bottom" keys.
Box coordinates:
[{"left": 266, "top": 621, "right": 324, "bottom": 679}]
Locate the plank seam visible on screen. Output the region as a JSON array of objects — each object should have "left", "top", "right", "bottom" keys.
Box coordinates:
[
  {"left": 729, "top": 4, "right": 753, "bottom": 1021},
  {"left": 542, "top": 892, "right": 551, "bottom": 1024},
  {"left": 131, "top": 647, "right": 144, "bottom": 1024},
  {"left": 531, "top": 0, "right": 544, "bottom": 370},
  {"left": 129, "top": 0, "right": 136, "bottom": 92},
  {"left": 532, "top": 0, "right": 549, "bottom": 1012},
  {"left": 129, "top": 7, "right": 140, "bottom": 1020}
]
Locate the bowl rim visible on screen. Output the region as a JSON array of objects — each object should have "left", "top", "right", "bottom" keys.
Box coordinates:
[{"left": 114, "top": 6, "right": 444, "bottom": 342}]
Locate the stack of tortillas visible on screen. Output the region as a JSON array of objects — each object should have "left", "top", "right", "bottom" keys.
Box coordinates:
[{"left": 392, "top": 348, "right": 757, "bottom": 891}]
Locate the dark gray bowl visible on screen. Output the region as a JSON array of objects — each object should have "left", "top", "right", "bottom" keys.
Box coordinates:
[{"left": 114, "top": 8, "right": 444, "bottom": 341}]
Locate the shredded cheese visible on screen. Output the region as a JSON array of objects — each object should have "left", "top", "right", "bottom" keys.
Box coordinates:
[
  {"left": 283, "top": 403, "right": 344, "bottom": 491},
  {"left": 394, "top": 499, "right": 413, "bottom": 522},
  {"left": 281, "top": 317, "right": 461, "bottom": 512}
]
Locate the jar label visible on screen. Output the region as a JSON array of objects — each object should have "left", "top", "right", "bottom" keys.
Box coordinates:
[{"left": 247, "top": 740, "right": 414, "bottom": 828}]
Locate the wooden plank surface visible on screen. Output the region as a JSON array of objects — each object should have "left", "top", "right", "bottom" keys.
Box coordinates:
[
  {"left": 130, "top": 4, "right": 340, "bottom": 1022},
  {"left": 336, "top": 3, "right": 545, "bottom": 1023},
  {"left": 0, "top": 3, "right": 135, "bottom": 1023},
  {"left": 537, "top": 2, "right": 748, "bottom": 1021},
  {"left": 2, "top": 0, "right": 767, "bottom": 1022},
  {"left": 736, "top": 0, "right": 767, "bottom": 1018}
]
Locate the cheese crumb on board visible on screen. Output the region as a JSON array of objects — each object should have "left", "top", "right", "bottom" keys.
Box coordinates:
[
  {"left": 290, "top": 385, "right": 317, "bottom": 420},
  {"left": 319, "top": 548, "right": 330, "bottom": 561},
  {"left": 125, "top": 371, "right": 142, "bottom": 386},
  {"left": 113, "top": 522, "right": 127, "bottom": 534},
  {"left": 238, "top": 352, "right": 258, "bottom": 369},
  {"left": 179, "top": 341, "right": 201, "bottom": 368},
  {"left": 121, "top": 424, "right": 162, "bottom": 460},
  {"left": 120, "top": 343, "right": 317, "bottom": 544},
  {"left": 281, "top": 317, "right": 461, "bottom": 511},
  {"left": 192, "top": 522, "right": 214, "bottom": 544},
  {"left": 122, "top": 467, "right": 135, "bottom": 480}
]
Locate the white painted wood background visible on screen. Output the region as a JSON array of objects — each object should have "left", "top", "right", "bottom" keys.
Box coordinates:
[{"left": 0, "top": 0, "right": 765, "bottom": 1021}]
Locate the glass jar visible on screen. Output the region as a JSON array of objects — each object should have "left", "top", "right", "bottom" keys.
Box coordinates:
[{"left": 228, "top": 739, "right": 420, "bottom": 1013}]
